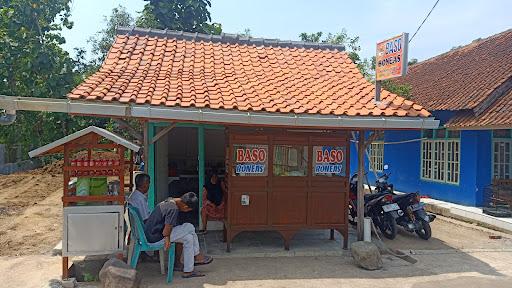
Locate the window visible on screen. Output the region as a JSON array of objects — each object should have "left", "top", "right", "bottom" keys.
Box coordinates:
[
  {"left": 421, "top": 129, "right": 460, "bottom": 184},
  {"left": 368, "top": 142, "right": 384, "bottom": 172},
  {"left": 273, "top": 145, "right": 308, "bottom": 176},
  {"left": 493, "top": 130, "right": 512, "bottom": 179}
]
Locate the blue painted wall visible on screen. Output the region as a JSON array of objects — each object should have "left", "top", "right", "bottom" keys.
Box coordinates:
[{"left": 350, "top": 129, "right": 493, "bottom": 207}]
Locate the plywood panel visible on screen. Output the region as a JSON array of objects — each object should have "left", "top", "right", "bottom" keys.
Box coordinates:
[
  {"left": 310, "top": 192, "right": 346, "bottom": 225},
  {"left": 231, "top": 191, "right": 268, "bottom": 225}
]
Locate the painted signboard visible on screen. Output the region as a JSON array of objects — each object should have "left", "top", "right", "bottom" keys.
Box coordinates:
[
  {"left": 376, "top": 33, "right": 409, "bottom": 81},
  {"left": 233, "top": 144, "right": 268, "bottom": 176},
  {"left": 313, "top": 146, "right": 346, "bottom": 176}
]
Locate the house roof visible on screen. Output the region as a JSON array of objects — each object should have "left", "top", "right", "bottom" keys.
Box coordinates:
[
  {"left": 29, "top": 126, "right": 140, "bottom": 158},
  {"left": 447, "top": 89, "right": 512, "bottom": 129},
  {"left": 67, "top": 27, "right": 430, "bottom": 119},
  {"left": 396, "top": 29, "right": 512, "bottom": 112}
]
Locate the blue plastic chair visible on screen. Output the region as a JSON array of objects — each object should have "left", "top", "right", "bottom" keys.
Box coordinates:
[{"left": 127, "top": 205, "right": 176, "bottom": 283}]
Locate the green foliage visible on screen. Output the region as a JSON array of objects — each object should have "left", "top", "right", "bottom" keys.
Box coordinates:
[
  {"left": 382, "top": 80, "right": 412, "bottom": 99},
  {"left": 136, "top": 0, "right": 222, "bottom": 34},
  {"left": 0, "top": 0, "right": 108, "bottom": 161},
  {"left": 299, "top": 29, "right": 373, "bottom": 79},
  {"left": 88, "top": 5, "right": 134, "bottom": 67}
]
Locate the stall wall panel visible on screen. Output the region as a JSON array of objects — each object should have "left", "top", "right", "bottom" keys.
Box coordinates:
[
  {"left": 271, "top": 178, "right": 308, "bottom": 225},
  {"left": 231, "top": 192, "right": 268, "bottom": 225}
]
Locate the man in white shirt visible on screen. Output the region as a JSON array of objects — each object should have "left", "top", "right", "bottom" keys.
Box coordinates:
[{"left": 128, "top": 173, "right": 212, "bottom": 278}]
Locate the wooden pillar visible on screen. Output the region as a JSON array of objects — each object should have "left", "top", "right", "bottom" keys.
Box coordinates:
[
  {"left": 198, "top": 125, "right": 205, "bottom": 227},
  {"left": 357, "top": 130, "right": 365, "bottom": 241}
]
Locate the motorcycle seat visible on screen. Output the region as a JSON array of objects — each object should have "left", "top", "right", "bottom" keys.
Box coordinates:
[
  {"left": 392, "top": 193, "right": 414, "bottom": 201},
  {"left": 364, "top": 192, "right": 388, "bottom": 202}
]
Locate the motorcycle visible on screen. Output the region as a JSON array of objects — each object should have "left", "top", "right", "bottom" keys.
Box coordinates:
[
  {"left": 374, "top": 167, "right": 436, "bottom": 240},
  {"left": 348, "top": 173, "right": 400, "bottom": 239}
]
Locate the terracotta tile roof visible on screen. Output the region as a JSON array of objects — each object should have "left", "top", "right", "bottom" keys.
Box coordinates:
[
  {"left": 395, "top": 29, "right": 512, "bottom": 111},
  {"left": 68, "top": 27, "right": 430, "bottom": 118},
  {"left": 447, "top": 89, "right": 512, "bottom": 128}
]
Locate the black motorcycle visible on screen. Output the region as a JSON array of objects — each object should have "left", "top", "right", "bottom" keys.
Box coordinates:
[
  {"left": 374, "top": 171, "right": 436, "bottom": 240},
  {"left": 348, "top": 173, "right": 400, "bottom": 239}
]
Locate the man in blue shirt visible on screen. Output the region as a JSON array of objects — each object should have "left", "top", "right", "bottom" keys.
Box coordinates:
[{"left": 128, "top": 173, "right": 212, "bottom": 278}]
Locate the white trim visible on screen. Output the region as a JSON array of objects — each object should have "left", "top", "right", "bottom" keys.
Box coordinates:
[
  {"left": 28, "top": 126, "right": 140, "bottom": 158},
  {"left": 1, "top": 95, "right": 439, "bottom": 130}
]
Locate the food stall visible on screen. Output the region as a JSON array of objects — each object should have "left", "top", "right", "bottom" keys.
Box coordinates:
[
  {"left": 28, "top": 126, "right": 139, "bottom": 279},
  {"left": 225, "top": 127, "right": 350, "bottom": 251}
]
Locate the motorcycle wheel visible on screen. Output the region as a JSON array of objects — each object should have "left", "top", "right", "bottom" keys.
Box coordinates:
[
  {"left": 415, "top": 219, "right": 432, "bottom": 240},
  {"left": 348, "top": 204, "right": 357, "bottom": 226},
  {"left": 379, "top": 213, "right": 397, "bottom": 240}
]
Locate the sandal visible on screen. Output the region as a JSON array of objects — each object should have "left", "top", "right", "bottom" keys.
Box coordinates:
[
  {"left": 196, "top": 230, "right": 207, "bottom": 235},
  {"left": 182, "top": 271, "right": 205, "bottom": 278},
  {"left": 195, "top": 255, "right": 213, "bottom": 266}
]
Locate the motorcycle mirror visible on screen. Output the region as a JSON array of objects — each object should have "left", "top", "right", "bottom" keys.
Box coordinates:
[{"left": 383, "top": 164, "right": 389, "bottom": 170}]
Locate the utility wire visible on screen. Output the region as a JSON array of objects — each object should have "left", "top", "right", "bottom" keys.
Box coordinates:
[{"left": 409, "top": 0, "right": 441, "bottom": 43}]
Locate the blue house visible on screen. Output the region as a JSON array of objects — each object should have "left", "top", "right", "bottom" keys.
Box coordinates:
[{"left": 351, "top": 29, "right": 512, "bottom": 207}]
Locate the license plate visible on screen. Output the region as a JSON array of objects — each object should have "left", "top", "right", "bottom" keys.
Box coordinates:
[
  {"left": 382, "top": 203, "right": 400, "bottom": 212},
  {"left": 411, "top": 203, "right": 424, "bottom": 211}
]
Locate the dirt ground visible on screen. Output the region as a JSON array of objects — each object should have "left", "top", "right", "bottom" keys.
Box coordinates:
[{"left": 0, "top": 172, "right": 63, "bottom": 256}]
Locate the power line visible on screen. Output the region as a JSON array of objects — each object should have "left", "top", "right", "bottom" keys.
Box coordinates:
[{"left": 409, "top": 0, "right": 441, "bottom": 43}]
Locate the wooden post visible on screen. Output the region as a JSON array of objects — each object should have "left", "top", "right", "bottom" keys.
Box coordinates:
[
  {"left": 198, "top": 125, "right": 205, "bottom": 228},
  {"left": 357, "top": 130, "right": 365, "bottom": 241}
]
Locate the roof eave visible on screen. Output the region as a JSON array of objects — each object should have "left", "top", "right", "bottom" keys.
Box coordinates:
[{"left": 0, "top": 95, "right": 438, "bottom": 130}]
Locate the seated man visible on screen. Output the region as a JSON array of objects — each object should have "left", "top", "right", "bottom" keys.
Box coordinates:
[
  {"left": 128, "top": 173, "right": 212, "bottom": 278},
  {"left": 199, "top": 172, "right": 226, "bottom": 233}
]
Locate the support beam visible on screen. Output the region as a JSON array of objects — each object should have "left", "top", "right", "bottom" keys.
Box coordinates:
[
  {"left": 198, "top": 125, "right": 205, "bottom": 227},
  {"left": 147, "top": 123, "right": 156, "bottom": 209},
  {"left": 357, "top": 130, "right": 366, "bottom": 241},
  {"left": 113, "top": 118, "right": 143, "bottom": 142},
  {"left": 151, "top": 123, "right": 176, "bottom": 144}
]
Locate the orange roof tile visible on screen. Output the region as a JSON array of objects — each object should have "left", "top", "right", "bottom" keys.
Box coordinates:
[
  {"left": 68, "top": 28, "right": 430, "bottom": 118},
  {"left": 396, "top": 29, "right": 512, "bottom": 111},
  {"left": 447, "top": 89, "right": 512, "bottom": 128}
]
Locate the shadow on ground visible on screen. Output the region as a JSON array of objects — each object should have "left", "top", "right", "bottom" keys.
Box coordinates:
[{"left": 136, "top": 221, "right": 510, "bottom": 287}]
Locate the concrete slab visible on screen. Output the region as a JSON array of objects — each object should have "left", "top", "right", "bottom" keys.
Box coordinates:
[
  {"left": 422, "top": 197, "right": 512, "bottom": 233},
  {"left": 365, "top": 184, "right": 512, "bottom": 234},
  {"left": 200, "top": 229, "right": 355, "bottom": 258}
]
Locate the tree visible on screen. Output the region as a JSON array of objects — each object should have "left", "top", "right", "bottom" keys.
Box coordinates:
[
  {"left": 300, "top": 30, "right": 373, "bottom": 79},
  {"left": 300, "top": 29, "right": 411, "bottom": 98},
  {"left": 0, "top": 0, "right": 108, "bottom": 161},
  {"left": 136, "top": 0, "right": 222, "bottom": 34},
  {"left": 88, "top": 5, "right": 134, "bottom": 67}
]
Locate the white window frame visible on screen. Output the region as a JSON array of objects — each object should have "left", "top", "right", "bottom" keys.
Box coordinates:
[
  {"left": 421, "top": 137, "right": 460, "bottom": 185},
  {"left": 368, "top": 141, "right": 384, "bottom": 172},
  {"left": 492, "top": 138, "right": 512, "bottom": 180}
]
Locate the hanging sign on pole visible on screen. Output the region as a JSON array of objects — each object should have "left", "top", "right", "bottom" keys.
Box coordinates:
[{"left": 375, "top": 33, "right": 409, "bottom": 81}]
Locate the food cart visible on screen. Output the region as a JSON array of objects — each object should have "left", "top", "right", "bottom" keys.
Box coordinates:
[{"left": 28, "top": 126, "right": 139, "bottom": 279}]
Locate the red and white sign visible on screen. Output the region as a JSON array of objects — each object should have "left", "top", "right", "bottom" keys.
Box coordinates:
[{"left": 234, "top": 145, "right": 268, "bottom": 175}]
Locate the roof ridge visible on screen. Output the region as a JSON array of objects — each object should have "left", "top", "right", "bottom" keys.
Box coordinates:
[
  {"left": 412, "top": 28, "right": 512, "bottom": 67},
  {"left": 117, "top": 26, "right": 346, "bottom": 51}
]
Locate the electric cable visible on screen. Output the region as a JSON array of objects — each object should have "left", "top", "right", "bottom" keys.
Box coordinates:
[{"left": 409, "top": 0, "right": 441, "bottom": 43}]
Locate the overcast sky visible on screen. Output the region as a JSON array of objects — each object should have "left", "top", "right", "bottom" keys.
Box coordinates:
[{"left": 61, "top": 0, "right": 511, "bottom": 62}]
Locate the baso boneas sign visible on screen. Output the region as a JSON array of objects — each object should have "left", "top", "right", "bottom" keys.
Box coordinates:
[
  {"left": 235, "top": 145, "right": 268, "bottom": 175},
  {"left": 376, "top": 33, "right": 409, "bottom": 81},
  {"left": 313, "top": 146, "right": 346, "bottom": 176}
]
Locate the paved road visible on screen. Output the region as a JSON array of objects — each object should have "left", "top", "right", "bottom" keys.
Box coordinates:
[{"left": 0, "top": 216, "right": 511, "bottom": 288}]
